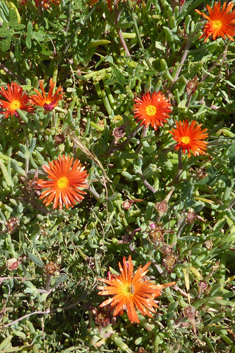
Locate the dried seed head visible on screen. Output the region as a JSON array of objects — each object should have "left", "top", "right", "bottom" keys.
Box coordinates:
[
  {"left": 44, "top": 261, "right": 60, "bottom": 276},
  {"left": 86, "top": 257, "right": 96, "bottom": 270},
  {"left": 186, "top": 76, "right": 198, "bottom": 96},
  {"left": 183, "top": 306, "right": 196, "bottom": 319},
  {"left": 195, "top": 168, "right": 208, "bottom": 180},
  {"left": 204, "top": 240, "right": 213, "bottom": 250},
  {"left": 5, "top": 217, "right": 20, "bottom": 235},
  {"left": 149, "top": 226, "right": 164, "bottom": 245},
  {"left": 160, "top": 243, "right": 173, "bottom": 255},
  {"left": 123, "top": 233, "right": 133, "bottom": 244},
  {"left": 162, "top": 253, "right": 178, "bottom": 273},
  {"left": 94, "top": 307, "right": 112, "bottom": 327},
  {"left": 185, "top": 209, "right": 196, "bottom": 224},
  {"left": 54, "top": 133, "right": 65, "bottom": 145},
  {"left": 6, "top": 258, "right": 19, "bottom": 270},
  {"left": 155, "top": 200, "right": 168, "bottom": 216}
]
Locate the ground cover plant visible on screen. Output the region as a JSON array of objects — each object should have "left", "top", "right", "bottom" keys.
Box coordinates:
[{"left": 1, "top": 0, "right": 235, "bottom": 352}]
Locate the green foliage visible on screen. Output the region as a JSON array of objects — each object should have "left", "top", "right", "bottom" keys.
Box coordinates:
[{"left": 0, "top": 0, "right": 235, "bottom": 352}]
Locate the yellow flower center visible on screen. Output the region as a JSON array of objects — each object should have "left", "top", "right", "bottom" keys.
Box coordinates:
[
  {"left": 122, "top": 284, "right": 135, "bottom": 296},
  {"left": 212, "top": 20, "right": 222, "bottom": 30},
  {"left": 57, "top": 176, "right": 69, "bottom": 189},
  {"left": 10, "top": 100, "right": 21, "bottom": 110},
  {"left": 181, "top": 136, "right": 190, "bottom": 144},
  {"left": 145, "top": 105, "right": 157, "bottom": 116}
]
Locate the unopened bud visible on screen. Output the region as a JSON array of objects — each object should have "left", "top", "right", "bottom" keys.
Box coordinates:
[
  {"left": 198, "top": 281, "right": 208, "bottom": 294},
  {"left": 185, "top": 209, "right": 196, "bottom": 224},
  {"left": 212, "top": 261, "right": 220, "bottom": 273},
  {"left": 183, "top": 306, "right": 197, "bottom": 334},
  {"left": 150, "top": 223, "right": 156, "bottom": 230},
  {"left": 113, "top": 127, "right": 125, "bottom": 144}
]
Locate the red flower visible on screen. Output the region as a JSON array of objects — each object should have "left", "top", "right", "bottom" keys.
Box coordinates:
[
  {"left": 195, "top": 1, "right": 235, "bottom": 41},
  {"left": 30, "top": 78, "right": 63, "bottom": 111},
  {"left": 134, "top": 92, "right": 172, "bottom": 130},
  {"left": 169, "top": 120, "right": 208, "bottom": 157},
  {"left": 98, "top": 255, "right": 175, "bottom": 323},
  {"left": 36, "top": 155, "right": 89, "bottom": 210},
  {"left": 0, "top": 82, "right": 34, "bottom": 118}
]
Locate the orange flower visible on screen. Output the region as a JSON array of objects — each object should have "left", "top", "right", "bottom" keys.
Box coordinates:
[
  {"left": 169, "top": 120, "right": 208, "bottom": 157},
  {"left": 98, "top": 255, "right": 175, "bottom": 323},
  {"left": 195, "top": 1, "right": 235, "bottom": 41},
  {"left": 36, "top": 155, "right": 89, "bottom": 210},
  {"left": 30, "top": 78, "right": 63, "bottom": 112},
  {"left": 134, "top": 92, "right": 172, "bottom": 131},
  {"left": 0, "top": 82, "right": 34, "bottom": 118}
]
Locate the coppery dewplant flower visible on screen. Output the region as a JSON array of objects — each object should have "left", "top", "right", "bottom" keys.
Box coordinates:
[
  {"left": 0, "top": 82, "right": 34, "bottom": 118},
  {"left": 30, "top": 78, "right": 63, "bottom": 112},
  {"left": 169, "top": 120, "right": 208, "bottom": 157},
  {"left": 36, "top": 155, "right": 88, "bottom": 210},
  {"left": 195, "top": 1, "right": 235, "bottom": 41},
  {"left": 98, "top": 255, "right": 175, "bottom": 323},
  {"left": 134, "top": 92, "right": 172, "bottom": 131}
]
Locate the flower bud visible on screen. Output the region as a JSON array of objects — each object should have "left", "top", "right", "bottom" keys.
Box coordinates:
[
  {"left": 198, "top": 281, "right": 208, "bottom": 294},
  {"left": 185, "top": 209, "right": 196, "bottom": 224},
  {"left": 150, "top": 223, "right": 156, "bottom": 230},
  {"left": 112, "top": 126, "right": 125, "bottom": 144}
]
